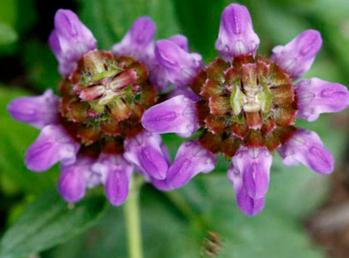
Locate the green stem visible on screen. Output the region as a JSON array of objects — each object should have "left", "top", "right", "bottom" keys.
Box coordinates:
[{"left": 124, "top": 176, "right": 144, "bottom": 258}]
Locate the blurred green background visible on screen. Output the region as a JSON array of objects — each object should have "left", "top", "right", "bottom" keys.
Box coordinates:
[{"left": 1, "top": 0, "right": 349, "bottom": 257}]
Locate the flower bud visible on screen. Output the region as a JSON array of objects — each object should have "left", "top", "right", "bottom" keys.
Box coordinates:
[{"left": 215, "top": 3, "right": 260, "bottom": 61}]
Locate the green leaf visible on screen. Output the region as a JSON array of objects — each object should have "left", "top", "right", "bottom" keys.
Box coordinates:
[
  {"left": 15, "top": 0, "right": 37, "bottom": 34},
  {"left": 22, "top": 40, "right": 61, "bottom": 92},
  {"left": 0, "top": 87, "right": 58, "bottom": 194},
  {"left": 42, "top": 175, "right": 327, "bottom": 258},
  {"left": 180, "top": 175, "right": 326, "bottom": 258},
  {"left": 0, "top": 23, "right": 17, "bottom": 45},
  {"left": 41, "top": 187, "right": 198, "bottom": 258},
  {"left": 0, "top": 0, "right": 17, "bottom": 28},
  {"left": 172, "top": 0, "right": 227, "bottom": 61},
  {"left": 0, "top": 189, "right": 108, "bottom": 258},
  {"left": 0, "top": 0, "right": 18, "bottom": 54},
  {"left": 79, "top": 0, "right": 180, "bottom": 49}
]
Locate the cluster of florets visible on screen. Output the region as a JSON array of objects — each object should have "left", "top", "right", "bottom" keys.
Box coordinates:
[
  {"left": 7, "top": 9, "right": 188, "bottom": 206},
  {"left": 7, "top": 4, "right": 349, "bottom": 216},
  {"left": 59, "top": 50, "right": 156, "bottom": 153},
  {"left": 189, "top": 55, "right": 297, "bottom": 157}
]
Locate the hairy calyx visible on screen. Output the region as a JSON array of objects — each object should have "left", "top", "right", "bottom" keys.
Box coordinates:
[
  {"left": 191, "top": 55, "right": 297, "bottom": 157},
  {"left": 59, "top": 50, "right": 157, "bottom": 154}
]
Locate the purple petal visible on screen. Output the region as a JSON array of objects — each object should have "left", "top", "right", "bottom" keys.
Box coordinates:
[
  {"left": 148, "top": 143, "right": 173, "bottom": 191},
  {"left": 148, "top": 35, "right": 190, "bottom": 92},
  {"left": 150, "top": 178, "right": 173, "bottom": 191},
  {"left": 141, "top": 95, "right": 199, "bottom": 137},
  {"left": 58, "top": 156, "right": 94, "bottom": 202},
  {"left": 50, "top": 9, "right": 97, "bottom": 75},
  {"left": 124, "top": 132, "right": 168, "bottom": 180},
  {"left": 227, "top": 166, "right": 265, "bottom": 216},
  {"left": 49, "top": 31, "right": 62, "bottom": 59},
  {"left": 92, "top": 154, "right": 133, "bottom": 206},
  {"left": 148, "top": 63, "right": 171, "bottom": 92},
  {"left": 25, "top": 125, "right": 80, "bottom": 172},
  {"left": 169, "top": 34, "right": 189, "bottom": 52},
  {"left": 112, "top": 17, "right": 174, "bottom": 92},
  {"left": 105, "top": 162, "right": 132, "bottom": 206},
  {"left": 167, "top": 141, "right": 217, "bottom": 189},
  {"left": 112, "top": 17, "right": 156, "bottom": 62},
  {"left": 7, "top": 89, "right": 59, "bottom": 129},
  {"left": 271, "top": 30, "right": 322, "bottom": 80},
  {"left": 155, "top": 39, "right": 202, "bottom": 86},
  {"left": 296, "top": 78, "right": 349, "bottom": 122},
  {"left": 160, "top": 143, "right": 171, "bottom": 165},
  {"left": 278, "top": 129, "right": 334, "bottom": 174},
  {"left": 215, "top": 3, "right": 260, "bottom": 61},
  {"left": 232, "top": 146, "right": 272, "bottom": 199}
]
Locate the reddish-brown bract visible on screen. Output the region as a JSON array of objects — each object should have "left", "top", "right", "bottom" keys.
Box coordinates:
[
  {"left": 59, "top": 50, "right": 157, "bottom": 156},
  {"left": 191, "top": 55, "right": 297, "bottom": 157}
]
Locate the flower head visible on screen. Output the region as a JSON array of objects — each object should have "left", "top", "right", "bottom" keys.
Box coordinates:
[
  {"left": 7, "top": 9, "right": 182, "bottom": 205},
  {"left": 142, "top": 3, "right": 349, "bottom": 216}
]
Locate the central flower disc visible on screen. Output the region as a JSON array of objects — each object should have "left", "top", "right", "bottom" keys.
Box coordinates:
[
  {"left": 190, "top": 55, "right": 297, "bottom": 157},
  {"left": 59, "top": 50, "right": 157, "bottom": 155}
]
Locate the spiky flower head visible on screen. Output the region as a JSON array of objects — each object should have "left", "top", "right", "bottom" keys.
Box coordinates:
[
  {"left": 7, "top": 10, "right": 192, "bottom": 205},
  {"left": 142, "top": 3, "right": 349, "bottom": 216}
]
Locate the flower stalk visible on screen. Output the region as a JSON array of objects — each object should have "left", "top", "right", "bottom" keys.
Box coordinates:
[{"left": 124, "top": 176, "right": 144, "bottom": 258}]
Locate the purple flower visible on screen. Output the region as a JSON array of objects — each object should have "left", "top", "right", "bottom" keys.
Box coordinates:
[
  {"left": 93, "top": 154, "right": 133, "bottom": 206},
  {"left": 167, "top": 140, "right": 217, "bottom": 189},
  {"left": 169, "top": 34, "right": 189, "bottom": 52},
  {"left": 155, "top": 39, "right": 203, "bottom": 87},
  {"left": 8, "top": 9, "right": 190, "bottom": 205},
  {"left": 58, "top": 156, "right": 94, "bottom": 203},
  {"left": 278, "top": 129, "right": 334, "bottom": 174},
  {"left": 227, "top": 146, "right": 271, "bottom": 216},
  {"left": 271, "top": 30, "right": 322, "bottom": 80},
  {"left": 232, "top": 147, "right": 272, "bottom": 200},
  {"left": 25, "top": 125, "right": 80, "bottom": 172},
  {"left": 124, "top": 132, "right": 169, "bottom": 180},
  {"left": 215, "top": 3, "right": 260, "bottom": 61},
  {"left": 228, "top": 166, "right": 265, "bottom": 216},
  {"left": 141, "top": 3, "right": 349, "bottom": 216},
  {"left": 141, "top": 95, "right": 199, "bottom": 137},
  {"left": 49, "top": 9, "right": 97, "bottom": 75},
  {"left": 7, "top": 89, "right": 59, "bottom": 129},
  {"left": 112, "top": 17, "right": 156, "bottom": 64},
  {"left": 112, "top": 17, "right": 193, "bottom": 92},
  {"left": 148, "top": 143, "right": 173, "bottom": 191},
  {"left": 296, "top": 78, "right": 349, "bottom": 122}
]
